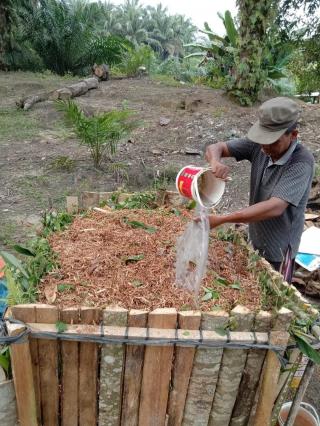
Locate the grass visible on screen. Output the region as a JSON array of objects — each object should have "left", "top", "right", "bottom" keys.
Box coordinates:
[
  {"left": 315, "top": 163, "right": 320, "bottom": 178},
  {"left": 151, "top": 74, "right": 192, "bottom": 87},
  {"left": 0, "top": 108, "right": 40, "bottom": 142}
]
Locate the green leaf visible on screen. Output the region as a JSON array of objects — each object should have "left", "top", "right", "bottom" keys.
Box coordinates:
[
  {"left": 124, "top": 254, "right": 145, "bottom": 264},
  {"left": 56, "top": 321, "right": 68, "bottom": 334},
  {"left": 201, "top": 292, "right": 213, "bottom": 302},
  {"left": 123, "top": 218, "right": 157, "bottom": 234},
  {"left": 0, "top": 251, "right": 29, "bottom": 279},
  {"left": 294, "top": 334, "right": 320, "bottom": 364},
  {"left": 231, "top": 280, "right": 241, "bottom": 290},
  {"left": 57, "top": 284, "right": 74, "bottom": 292},
  {"left": 215, "top": 327, "right": 227, "bottom": 336},
  {"left": 13, "top": 245, "right": 36, "bottom": 257},
  {"left": 224, "top": 10, "right": 238, "bottom": 48},
  {"left": 186, "top": 200, "right": 196, "bottom": 210},
  {"left": 183, "top": 330, "right": 190, "bottom": 336},
  {"left": 214, "top": 277, "right": 229, "bottom": 286},
  {"left": 0, "top": 353, "right": 9, "bottom": 373},
  {"left": 132, "top": 279, "right": 143, "bottom": 287}
]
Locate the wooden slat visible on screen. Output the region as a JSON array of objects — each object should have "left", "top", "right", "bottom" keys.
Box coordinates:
[
  {"left": 12, "top": 304, "right": 41, "bottom": 425},
  {"left": 99, "top": 306, "right": 128, "bottom": 426},
  {"left": 7, "top": 322, "right": 37, "bottom": 426},
  {"left": 121, "top": 309, "right": 148, "bottom": 426},
  {"left": 252, "top": 331, "right": 290, "bottom": 426},
  {"left": 36, "top": 304, "right": 59, "bottom": 426},
  {"left": 167, "top": 311, "right": 201, "bottom": 426},
  {"left": 79, "top": 307, "right": 101, "bottom": 426},
  {"left": 182, "top": 310, "right": 229, "bottom": 426},
  {"left": 208, "top": 306, "right": 255, "bottom": 426},
  {"left": 61, "top": 307, "right": 79, "bottom": 426},
  {"left": 230, "top": 310, "right": 272, "bottom": 426},
  {"left": 139, "top": 308, "right": 177, "bottom": 426}
]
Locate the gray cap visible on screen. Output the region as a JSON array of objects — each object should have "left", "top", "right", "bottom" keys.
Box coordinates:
[{"left": 247, "top": 97, "right": 299, "bottom": 145}]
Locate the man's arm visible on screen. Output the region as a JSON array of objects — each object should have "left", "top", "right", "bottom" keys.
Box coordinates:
[
  {"left": 205, "top": 142, "right": 231, "bottom": 179},
  {"left": 207, "top": 197, "right": 289, "bottom": 229}
]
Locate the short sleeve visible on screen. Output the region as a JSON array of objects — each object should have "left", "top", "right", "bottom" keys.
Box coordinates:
[
  {"left": 226, "top": 138, "right": 256, "bottom": 162},
  {"left": 272, "top": 162, "right": 314, "bottom": 207}
]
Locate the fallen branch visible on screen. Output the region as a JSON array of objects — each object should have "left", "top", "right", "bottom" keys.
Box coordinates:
[{"left": 16, "top": 77, "right": 99, "bottom": 111}]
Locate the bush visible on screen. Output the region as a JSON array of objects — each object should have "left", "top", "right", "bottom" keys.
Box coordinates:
[
  {"left": 155, "top": 57, "right": 204, "bottom": 82},
  {"left": 115, "top": 45, "right": 155, "bottom": 77}
]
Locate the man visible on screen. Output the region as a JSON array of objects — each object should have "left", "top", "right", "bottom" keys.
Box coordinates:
[{"left": 205, "top": 97, "right": 314, "bottom": 282}]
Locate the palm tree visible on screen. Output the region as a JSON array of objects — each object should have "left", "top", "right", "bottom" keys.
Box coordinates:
[{"left": 0, "top": 0, "right": 14, "bottom": 69}]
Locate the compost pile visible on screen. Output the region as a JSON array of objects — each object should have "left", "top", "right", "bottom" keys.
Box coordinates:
[{"left": 40, "top": 209, "right": 262, "bottom": 311}]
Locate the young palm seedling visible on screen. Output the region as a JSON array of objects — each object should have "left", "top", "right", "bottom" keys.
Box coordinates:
[{"left": 56, "top": 100, "right": 138, "bottom": 168}]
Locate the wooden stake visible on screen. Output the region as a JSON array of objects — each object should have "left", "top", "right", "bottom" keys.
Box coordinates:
[
  {"left": 7, "top": 322, "right": 37, "bottom": 426},
  {"left": 167, "top": 311, "right": 201, "bottom": 426},
  {"left": 139, "top": 308, "right": 177, "bottom": 426},
  {"left": 99, "top": 306, "right": 128, "bottom": 426},
  {"left": 121, "top": 309, "right": 148, "bottom": 426},
  {"left": 36, "top": 305, "right": 59, "bottom": 426},
  {"left": 12, "top": 304, "right": 41, "bottom": 425},
  {"left": 230, "top": 311, "right": 272, "bottom": 426},
  {"left": 79, "top": 307, "right": 101, "bottom": 426},
  {"left": 183, "top": 310, "right": 229, "bottom": 426},
  {"left": 61, "top": 307, "right": 79, "bottom": 426},
  {"left": 208, "top": 305, "right": 255, "bottom": 426}
]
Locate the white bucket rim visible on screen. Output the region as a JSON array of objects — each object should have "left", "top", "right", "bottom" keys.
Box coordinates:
[
  {"left": 278, "top": 402, "right": 320, "bottom": 426},
  {"left": 193, "top": 168, "right": 225, "bottom": 208}
]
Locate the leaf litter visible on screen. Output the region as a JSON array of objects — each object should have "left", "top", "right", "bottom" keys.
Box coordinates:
[{"left": 39, "top": 209, "right": 262, "bottom": 311}]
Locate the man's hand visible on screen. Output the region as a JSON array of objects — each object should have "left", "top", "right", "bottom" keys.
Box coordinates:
[
  {"left": 194, "top": 214, "right": 226, "bottom": 229},
  {"left": 210, "top": 159, "right": 230, "bottom": 180}
]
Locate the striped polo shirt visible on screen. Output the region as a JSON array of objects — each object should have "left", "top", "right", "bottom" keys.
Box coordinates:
[{"left": 226, "top": 138, "right": 314, "bottom": 262}]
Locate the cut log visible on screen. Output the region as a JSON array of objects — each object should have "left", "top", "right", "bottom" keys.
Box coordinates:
[
  {"left": 36, "top": 304, "right": 59, "bottom": 426},
  {"left": 139, "top": 308, "right": 177, "bottom": 426},
  {"left": 7, "top": 323, "right": 37, "bottom": 426},
  {"left": 167, "top": 310, "right": 201, "bottom": 426},
  {"left": 182, "top": 310, "right": 229, "bottom": 426},
  {"left": 99, "top": 306, "right": 128, "bottom": 426},
  {"left": 79, "top": 307, "right": 101, "bottom": 426},
  {"left": 121, "top": 309, "right": 148, "bottom": 426},
  {"left": 68, "top": 82, "right": 88, "bottom": 97},
  {"left": 208, "top": 305, "right": 255, "bottom": 426},
  {"left": 11, "top": 304, "right": 41, "bottom": 425},
  {"left": 61, "top": 307, "right": 79, "bottom": 426},
  {"left": 16, "top": 93, "right": 49, "bottom": 111},
  {"left": 83, "top": 77, "right": 99, "bottom": 90}
]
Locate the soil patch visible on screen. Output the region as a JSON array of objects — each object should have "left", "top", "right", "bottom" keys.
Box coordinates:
[{"left": 40, "top": 209, "right": 262, "bottom": 312}]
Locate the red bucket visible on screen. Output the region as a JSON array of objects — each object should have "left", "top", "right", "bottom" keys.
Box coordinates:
[{"left": 176, "top": 165, "right": 225, "bottom": 208}]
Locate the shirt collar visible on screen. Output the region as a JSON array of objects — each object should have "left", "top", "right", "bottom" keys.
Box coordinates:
[{"left": 267, "top": 139, "right": 298, "bottom": 167}]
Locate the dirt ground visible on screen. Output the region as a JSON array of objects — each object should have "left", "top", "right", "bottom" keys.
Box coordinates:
[{"left": 0, "top": 71, "right": 320, "bottom": 411}]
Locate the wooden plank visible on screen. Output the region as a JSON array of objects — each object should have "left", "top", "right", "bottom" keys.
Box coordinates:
[
  {"left": 61, "top": 307, "right": 79, "bottom": 426},
  {"left": 66, "top": 196, "right": 79, "bottom": 214},
  {"left": 230, "top": 311, "right": 272, "bottom": 426},
  {"left": 167, "top": 311, "right": 201, "bottom": 426},
  {"left": 7, "top": 322, "right": 37, "bottom": 426},
  {"left": 12, "top": 304, "right": 41, "bottom": 425},
  {"left": 79, "top": 307, "right": 101, "bottom": 426},
  {"left": 139, "top": 308, "right": 177, "bottom": 426},
  {"left": 36, "top": 304, "right": 59, "bottom": 426},
  {"left": 81, "top": 191, "right": 100, "bottom": 209},
  {"left": 99, "top": 306, "right": 128, "bottom": 426},
  {"left": 121, "top": 309, "right": 148, "bottom": 426},
  {"left": 208, "top": 305, "right": 255, "bottom": 426},
  {"left": 182, "top": 310, "right": 229, "bottom": 426},
  {"left": 252, "top": 331, "right": 290, "bottom": 426}
]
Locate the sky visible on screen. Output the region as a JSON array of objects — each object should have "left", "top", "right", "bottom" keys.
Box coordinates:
[{"left": 107, "top": 0, "right": 238, "bottom": 35}]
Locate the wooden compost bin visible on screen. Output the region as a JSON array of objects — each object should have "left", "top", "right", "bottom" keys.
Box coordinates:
[{"left": 6, "top": 192, "right": 320, "bottom": 426}]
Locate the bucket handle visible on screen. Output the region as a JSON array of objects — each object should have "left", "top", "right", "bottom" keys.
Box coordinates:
[{"left": 300, "top": 402, "right": 320, "bottom": 425}]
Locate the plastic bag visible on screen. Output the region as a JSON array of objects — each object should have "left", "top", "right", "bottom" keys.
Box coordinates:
[{"left": 175, "top": 206, "right": 209, "bottom": 296}]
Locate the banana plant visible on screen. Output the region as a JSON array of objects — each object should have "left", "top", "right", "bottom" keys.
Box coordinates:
[{"left": 184, "top": 10, "right": 238, "bottom": 76}]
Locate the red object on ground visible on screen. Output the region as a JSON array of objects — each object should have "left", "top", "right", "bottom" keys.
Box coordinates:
[{"left": 0, "top": 256, "right": 5, "bottom": 278}]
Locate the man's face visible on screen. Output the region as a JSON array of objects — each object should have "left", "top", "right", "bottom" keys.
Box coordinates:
[{"left": 261, "top": 130, "right": 297, "bottom": 160}]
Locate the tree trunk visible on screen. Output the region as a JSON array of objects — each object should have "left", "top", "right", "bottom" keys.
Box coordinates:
[{"left": 229, "top": 0, "right": 277, "bottom": 105}]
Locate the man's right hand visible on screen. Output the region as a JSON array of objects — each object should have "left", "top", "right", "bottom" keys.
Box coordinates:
[{"left": 210, "top": 160, "right": 230, "bottom": 180}]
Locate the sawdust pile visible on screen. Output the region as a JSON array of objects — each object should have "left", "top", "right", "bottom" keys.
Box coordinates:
[{"left": 39, "top": 209, "right": 262, "bottom": 311}]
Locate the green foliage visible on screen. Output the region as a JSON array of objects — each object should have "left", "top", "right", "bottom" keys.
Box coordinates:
[
  {"left": 56, "top": 100, "right": 138, "bottom": 168},
  {"left": 123, "top": 218, "right": 157, "bottom": 234},
  {"left": 106, "top": 191, "right": 157, "bottom": 210},
  {"left": 56, "top": 321, "right": 68, "bottom": 333},
  {"left": 49, "top": 156, "right": 75, "bottom": 172},
  {"left": 0, "top": 346, "right": 11, "bottom": 379},
  {"left": 115, "top": 45, "right": 155, "bottom": 77},
  {"left": 57, "top": 283, "right": 74, "bottom": 292},
  {"left": 201, "top": 286, "right": 220, "bottom": 301},
  {"left": 42, "top": 211, "right": 73, "bottom": 237},
  {"left": 124, "top": 254, "right": 145, "bottom": 264},
  {"left": 90, "top": 35, "right": 132, "bottom": 66},
  {"left": 155, "top": 57, "right": 204, "bottom": 83}
]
